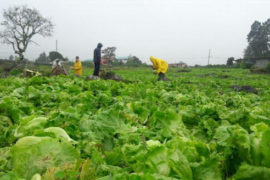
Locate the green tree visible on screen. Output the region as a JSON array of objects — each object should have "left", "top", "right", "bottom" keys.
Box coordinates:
[
  {"left": 226, "top": 57, "right": 234, "bottom": 66},
  {"left": 35, "top": 52, "right": 48, "bottom": 63},
  {"left": 102, "top": 47, "right": 116, "bottom": 63},
  {"left": 244, "top": 19, "right": 270, "bottom": 58},
  {"left": 64, "top": 57, "right": 69, "bottom": 62},
  {"left": 126, "top": 56, "right": 143, "bottom": 67},
  {"left": 49, "top": 51, "right": 63, "bottom": 61},
  {"left": 0, "top": 6, "right": 53, "bottom": 61}
]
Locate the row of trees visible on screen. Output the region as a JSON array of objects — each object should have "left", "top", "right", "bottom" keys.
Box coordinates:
[
  {"left": 101, "top": 46, "right": 144, "bottom": 66},
  {"left": 35, "top": 51, "right": 69, "bottom": 63},
  {"left": 33, "top": 46, "right": 144, "bottom": 66},
  {"left": 5, "top": 46, "right": 144, "bottom": 67},
  {"left": 111, "top": 56, "right": 145, "bottom": 66},
  {"left": 5, "top": 51, "right": 67, "bottom": 63}
]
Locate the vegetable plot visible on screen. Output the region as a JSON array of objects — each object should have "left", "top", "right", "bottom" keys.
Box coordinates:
[{"left": 0, "top": 68, "right": 270, "bottom": 179}]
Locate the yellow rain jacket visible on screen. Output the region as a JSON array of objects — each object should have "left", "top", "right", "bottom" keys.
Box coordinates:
[
  {"left": 73, "top": 60, "right": 82, "bottom": 76},
  {"left": 150, "top": 56, "right": 168, "bottom": 74}
]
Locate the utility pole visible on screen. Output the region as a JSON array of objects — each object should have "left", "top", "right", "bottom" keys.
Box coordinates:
[
  {"left": 208, "top": 49, "right": 211, "bottom": 65},
  {"left": 56, "top": 40, "right": 58, "bottom": 52}
]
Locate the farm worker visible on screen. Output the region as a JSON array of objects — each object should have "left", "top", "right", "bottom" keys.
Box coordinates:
[
  {"left": 73, "top": 56, "right": 82, "bottom": 77},
  {"left": 52, "top": 59, "right": 68, "bottom": 76},
  {"left": 52, "top": 59, "right": 62, "bottom": 69},
  {"left": 150, "top": 56, "right": 168, "bottom": 81},
  {"left": 93, "top": 43, "right": 103, "bottom": 76}
]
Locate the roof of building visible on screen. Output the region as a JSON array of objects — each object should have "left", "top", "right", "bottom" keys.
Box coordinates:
[
  {"left": 245, "top": 57, "right": 270, "bottom": 61},
  {"left": 234, "top": 57, "right": 270, "bottom": 63}
]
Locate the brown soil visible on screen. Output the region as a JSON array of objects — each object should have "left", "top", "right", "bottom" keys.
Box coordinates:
[
  {"left": 230, "top": 85, "right": 258, "bottom": 94},
  {"left": 219, "top": 75, "right": 230, "bottom": 78},
  {"left": 200, "top": 73, "right": 217, "bottom": 77},
  {"left": 99, "top": 71, "right": 123, "bottom": 81},
  {"left": 177, "top": 69, "right": 191, "bottom": 73},
  {"left": 86, "top": 70, "right": 134, "bottom": 83},
  {"left": 250, "top": 68, "right": 270, "bottom": 74},
  {"left": 222, "top": 70, "right": 230, "bottom": 72}
]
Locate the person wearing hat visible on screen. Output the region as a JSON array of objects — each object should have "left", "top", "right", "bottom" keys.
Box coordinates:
[
  {"left": 73, "top": 56, "right": 82, "bottom": 77},
  {"left": 149, "top": 56, "right": 169, "bottom": 81},
  {"left": 93, "top": 43, "right": 103, "bottom": 76}
]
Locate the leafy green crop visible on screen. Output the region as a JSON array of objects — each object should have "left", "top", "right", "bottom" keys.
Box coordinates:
[{"left": 0, "top": 67, "right": 270, "bottom": 179}]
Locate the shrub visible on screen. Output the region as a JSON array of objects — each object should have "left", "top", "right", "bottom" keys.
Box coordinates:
[
  {"left": 10, "top": 69, "right": 23, "bottom": 76},
  {"left": 240, "top": 61, "right": 253, "bottom": 69},
  {"left": 266, "top": 63, "right": 270, "bottom": 73}
]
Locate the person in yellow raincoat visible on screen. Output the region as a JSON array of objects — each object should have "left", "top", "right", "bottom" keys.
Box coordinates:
[
  {"left": 150, "top": 56, "right": 168, "bottom": 81},
  {"left": 73, "top": 56, "right": 82, "bottom": 77}
]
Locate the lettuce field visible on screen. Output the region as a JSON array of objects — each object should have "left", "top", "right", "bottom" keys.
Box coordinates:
[{"left": 1, "top": 68, "right": 270, "bottom": 180}]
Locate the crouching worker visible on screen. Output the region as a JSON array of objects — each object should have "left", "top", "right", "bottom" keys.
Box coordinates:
[
  {"left": 52, "top": 59, "right": 68, "bottom": 76},
  {"left": 150, "top": 56, "right": 168, "bottom": 81},
  {"left": 73, "top": 56, "right": 82, "bottom": 77}
]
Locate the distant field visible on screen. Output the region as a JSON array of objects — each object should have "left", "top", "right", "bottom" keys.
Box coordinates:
[{"left": 1, "top": 67, "right": 270, "bottom": 179}]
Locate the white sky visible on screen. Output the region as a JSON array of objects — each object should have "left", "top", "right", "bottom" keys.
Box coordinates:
[{"left": 0, "top": 0, "right": 269, "bottom": 65}]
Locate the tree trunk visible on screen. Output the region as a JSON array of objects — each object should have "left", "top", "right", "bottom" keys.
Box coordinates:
[{"left": 19, "top": 53, "right": 24, "bottom": 61}]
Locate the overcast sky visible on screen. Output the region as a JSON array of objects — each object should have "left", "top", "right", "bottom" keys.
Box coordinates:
[{"left": 0, "top": 0, "right": 269, "bottom": 65}]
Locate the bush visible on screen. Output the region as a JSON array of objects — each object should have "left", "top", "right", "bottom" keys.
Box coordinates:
[
  {"left": 266, "top": 63, "right": 270, "bottom": 73},
  {"left": 10, "top": 69, "right": 23, "bottom": 76},
  {"left": 240, "top": 61, "right": 253, "bottom": 69},
  {"left": 82, "top": 61, "right": 94, "bottom": 67},
  {"left": 233, "top": 63, "right": 241, "bottom": 68},
  {"left": 250, "top": 68, "right": 266, "bottom": 74}
]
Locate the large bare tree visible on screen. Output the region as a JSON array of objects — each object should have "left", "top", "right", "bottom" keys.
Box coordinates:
[{"left": 0, "top": 6, "right": 54, "bottom": 61}]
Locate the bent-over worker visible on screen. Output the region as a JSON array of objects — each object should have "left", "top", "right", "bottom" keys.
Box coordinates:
[
  {"left": 73, "top": 56, "right": 82, "bottom": 77},
  {"left": 150, "top": 56, "right": 168, "bottom": 81},
  {"left": 52, "top": 59, "right": 68, "bottom": 76}
]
